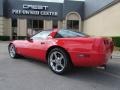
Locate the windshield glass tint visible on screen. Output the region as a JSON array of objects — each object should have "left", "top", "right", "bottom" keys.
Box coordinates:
[{"left": 56, "top": 29, "right": 88, "bottom": 38}]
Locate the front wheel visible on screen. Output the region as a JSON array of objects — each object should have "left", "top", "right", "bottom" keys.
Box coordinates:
[
  {"left": 47, "top": 48, "right": 71, "bottom": 75},
  {"left": 8, "top": 44, "right": 18, "bottom": 58}
]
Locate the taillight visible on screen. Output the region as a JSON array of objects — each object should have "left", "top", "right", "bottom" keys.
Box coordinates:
[
  {"left": 93, "top": 38, "right": 114, "bottom": 53},
  {"left": 93, "top": 38, "right": 105, "bottom": 52},
  {"left": 103, "top": 39, "right": 114, "bottom": 53},
  {"left": 99, "top": 41, "right": 106, "bottom": 52},
  {"left": 104, "top": 40, "right": 109, "bottom": 45},
  {"left": 110, "top": 41, "right": 114, "bottom": 52}
]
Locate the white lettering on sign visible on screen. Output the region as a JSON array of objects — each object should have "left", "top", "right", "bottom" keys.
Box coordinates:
[
  {"left": 12, "top": 9, "right": 21, "bottom": 14},
  {"left": 12, "top": 9, "right": 58, "bottom": 16},
  {"left": 40, "top": 11, "right": 58, "bottom": 16},
  {"left": 23, "top": 4, "right": 48, "bottom": 10},
  {"left": 12, "top": 4, "right": 58, "bottom": 17}
]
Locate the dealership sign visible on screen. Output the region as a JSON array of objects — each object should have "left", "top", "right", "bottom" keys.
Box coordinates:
[{"left": 12, "top": 4, "right": 58, "bottom": 16}]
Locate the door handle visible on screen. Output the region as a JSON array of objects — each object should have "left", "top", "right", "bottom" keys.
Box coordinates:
[{"left": 41, "top": 42, "right": 45, "bottom": 44}]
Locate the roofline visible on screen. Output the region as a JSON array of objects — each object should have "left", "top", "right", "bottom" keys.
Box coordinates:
[{"left": 84, "top": 0, "right": 120, "bottom": 20}]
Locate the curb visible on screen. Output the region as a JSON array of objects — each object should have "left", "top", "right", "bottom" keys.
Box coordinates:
[
  {"left": 112, "top": 51, "right": 120, "bottom": 59},
  {"left": 0, "top": 41, "right": 10, "bottom": 43},
  {"left": 112, "top": 56, "right": 120, "bottom": 59}
]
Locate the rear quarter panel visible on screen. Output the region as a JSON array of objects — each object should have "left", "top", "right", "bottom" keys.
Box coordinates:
[
  {"left": 54, "top": 37, "right": 112, "bottom": 67},
  {"left": 55, "top": 37, "right": 95, "bottom": 53}
]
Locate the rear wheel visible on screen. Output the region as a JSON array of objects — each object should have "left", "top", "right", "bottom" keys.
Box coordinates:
[
  {"left": 47, "top": 48, "right": 71, "bottom": 75},
  {"left": 9, "top": 44, "right": 18, "bottom": 58}
]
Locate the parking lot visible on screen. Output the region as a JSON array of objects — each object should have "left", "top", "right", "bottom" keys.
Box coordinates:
[{"left": 0, "top": 42, "right": 120, "bottom": 90}]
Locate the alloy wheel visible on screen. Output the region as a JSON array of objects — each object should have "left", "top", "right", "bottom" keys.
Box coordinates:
[
  {"left": 9, "top": 44, "right": 16, "bottom": 58},
  {"left": 49, "top": 51, "right": 65, "bottom": 73}
]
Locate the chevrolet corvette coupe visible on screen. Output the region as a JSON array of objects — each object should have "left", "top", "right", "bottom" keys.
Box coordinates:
[{"left": 8, "top": 29, "right": 113, "bottom": 74}]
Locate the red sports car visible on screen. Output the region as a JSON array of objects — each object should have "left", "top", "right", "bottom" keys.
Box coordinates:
[{"left": 8, "top": 29, "right": 113, "bottom": 74}]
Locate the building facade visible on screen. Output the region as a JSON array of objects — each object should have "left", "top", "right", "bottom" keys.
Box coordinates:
[
  {"left": 0, "top": 0, "right": 84, "bottom": 40},
  {"left": 0, "top": 0, "right": 120, "bottom": 40},
  {"left": 84, "top": 0, "right": 120, "bottom": 37}
]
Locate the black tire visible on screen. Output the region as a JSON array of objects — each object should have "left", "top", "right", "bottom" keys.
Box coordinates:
[
  {"left": 8, "top": 44, "right": 18, "bottom": 58},
  {"left": 47, "top": 48, "right": 71, "bottom": 75}
]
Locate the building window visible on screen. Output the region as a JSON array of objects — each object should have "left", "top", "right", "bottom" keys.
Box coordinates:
[
  {"left": 67, "top": 20, "right": 79, "bottom": 30},
  {"left": 33, "top": 20, "right": 39, "bottom": 29},
  {"left": 27, "top": 20, "right": 44, "bottom": 36},
  {"left": 27, "top": 20, "right": 32, "bottom": 28},
  {"left": 12, "top": 19, "right": 17, "bottom": 27},
  {"left": 12, "top": 19, "right": 17, "bottom": 40},
  {"left": 53, "top": 20, "right": 58, "bottom": 29}
]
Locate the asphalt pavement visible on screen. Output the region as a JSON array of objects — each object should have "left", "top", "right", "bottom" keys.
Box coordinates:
[{"left": 0, "top": 41, "right": 120, "bottom": 90}]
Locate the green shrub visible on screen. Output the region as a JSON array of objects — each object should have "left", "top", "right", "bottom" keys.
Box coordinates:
[
  {"left": 17, "top": 36, "right": 26, "bottom": 40},
  {"left": 0, "top": 36, "right": 26, "bottom": 41},
  {"left": 0, "top": 36, "right": 10, "bottom": 41},
  {"left": 112, "top": 37, "right": 120, "bottom": 47}
]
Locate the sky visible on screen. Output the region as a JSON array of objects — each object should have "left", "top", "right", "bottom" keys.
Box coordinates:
[{"left": 26, "top": 0, "right": 85, "bottom": 3}]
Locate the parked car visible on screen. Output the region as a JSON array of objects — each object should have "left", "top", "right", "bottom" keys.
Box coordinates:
[{"left": 8, "top": 29, "right": 114, "bottom": 74}]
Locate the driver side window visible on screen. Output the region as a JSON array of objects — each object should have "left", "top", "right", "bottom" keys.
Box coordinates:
[{"left": 31, "top": 31, "right": 51, "bottom": 40}]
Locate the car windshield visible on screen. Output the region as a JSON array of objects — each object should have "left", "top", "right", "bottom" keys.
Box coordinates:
[{"left": 55, "top": 29, "right": 88, "bottom": 38}]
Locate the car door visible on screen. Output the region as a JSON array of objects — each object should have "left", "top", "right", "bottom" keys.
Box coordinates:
[{"left": 25, "top": 30, "right": 51, "bottom": 61}]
